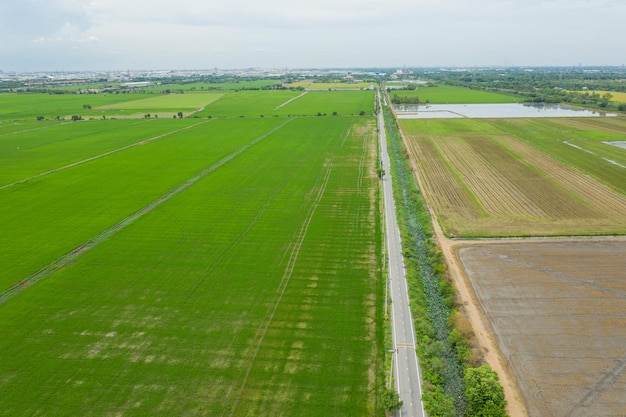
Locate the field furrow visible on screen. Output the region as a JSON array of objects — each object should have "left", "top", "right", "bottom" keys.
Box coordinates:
[
  {"left": 405, "top": 136, "right": 482, "bottom": 221},
  {"left": 436, "top": 137, "right": 545, "bottom": 217},
  {"left": 467, "top": 136, "right": 598, "bottom": 219},
  {"left": 498, "top": 135, "right": 626, "bottom": 218}
]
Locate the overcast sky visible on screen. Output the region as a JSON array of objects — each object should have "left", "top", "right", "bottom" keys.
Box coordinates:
[{"left": 1, "top": 0, "right": 624, "bottom": 71}]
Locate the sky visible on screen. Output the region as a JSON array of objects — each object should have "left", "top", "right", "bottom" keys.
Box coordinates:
[{"left": 1, "top": 0, "right": 625, "bottom": 72}]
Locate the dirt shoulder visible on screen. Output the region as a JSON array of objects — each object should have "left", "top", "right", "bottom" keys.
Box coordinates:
[{"left": 431, "top": 213, "right": 530, "bottom": 417}]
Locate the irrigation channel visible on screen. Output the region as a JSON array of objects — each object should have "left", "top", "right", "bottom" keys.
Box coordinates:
[{"left": 378, "top": 89, "right": 426, "bottom": 417}]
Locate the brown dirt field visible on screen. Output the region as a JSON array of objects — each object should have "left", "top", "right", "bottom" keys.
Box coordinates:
[{"left": 456, "top": 239, "right": 626, "bottom": 417}]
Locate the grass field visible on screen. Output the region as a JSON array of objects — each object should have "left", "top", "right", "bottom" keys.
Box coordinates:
[
  {"left": 0, "top": 119, "right": 203, "bottom": 186},
  {"left": 100, "top": 93, "right": 221, "bottom": 110},
  {"left": 144, "top": 80, "right": 284, "bottom": 93},
  {"left": 400, "top": 117, "right": 626, "bottom": 237},
  {"left": 288, "top": 81, "right": 374, "bottom": 90},
  {"left": 193, "top": 90, "right": 301, "bottom": 117},
  {"left": 388, "top": 85, "right": 521, "bottom": 104},
  {"left": 0, "top": 93, "right": 148, "bottom": 120},
  {"left": 274, "top": 90, "right": 375, "bottom": 116},
  {"left": 0, "top": 89, "right": 384, "bottom": 416}
]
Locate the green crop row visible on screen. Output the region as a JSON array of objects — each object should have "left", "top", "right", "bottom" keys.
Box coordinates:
[
  {"left": 0, "top": 118, "right": 286, "bottom": 292},
  {"left": 0, "top": 115, "right": 384, "bottom": 416},
  {"left": 274, "top": 90, "right": 375, "bottom": 117},
  {"left": 0, "top": 119, "right": 203, "bottom": 186},
  {"left": 0, "top": 93, "right": 148, "bottom": 120},
  {"left": 193, "top": 90, "right": 300, "bottom": 117}
]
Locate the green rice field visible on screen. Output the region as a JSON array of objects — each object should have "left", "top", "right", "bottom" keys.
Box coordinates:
[
  {"left": 388, "top": 84, "right": 521, "bottom": 104},
  {"left": 0, "top": 91, "right": 384, "bottom": 416}
]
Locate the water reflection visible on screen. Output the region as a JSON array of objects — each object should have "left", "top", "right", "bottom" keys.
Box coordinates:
[{"left": 395, "top": 103, "right": 616, "bottom": 119}]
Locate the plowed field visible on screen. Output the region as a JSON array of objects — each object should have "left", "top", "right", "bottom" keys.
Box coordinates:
[
  {"left": 401, "top": 117, "right": 626, "bottom": 237},
  {"left": 457, "top": 240, "right": 626, "bottom": 417}
]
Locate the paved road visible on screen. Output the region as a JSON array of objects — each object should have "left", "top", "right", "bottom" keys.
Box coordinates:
[{"left": 377, "top": 90, "right": 426, "bottom": 417}]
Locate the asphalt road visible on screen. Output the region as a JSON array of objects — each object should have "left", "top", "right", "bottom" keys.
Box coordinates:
[{"left": 377, "top": 91, "right": 426, "bottom": 417}]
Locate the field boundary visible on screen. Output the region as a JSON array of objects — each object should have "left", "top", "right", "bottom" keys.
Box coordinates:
[
  {"left": 0, "top": 119, "right": 293, "bottom": 305},
  {"left": 0, "top": 121, "right": 73, "bottom": 139}
]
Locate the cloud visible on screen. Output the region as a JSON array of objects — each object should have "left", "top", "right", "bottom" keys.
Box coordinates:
[{"left": 1, "top": 0, "right": 625, "bottom": 70}]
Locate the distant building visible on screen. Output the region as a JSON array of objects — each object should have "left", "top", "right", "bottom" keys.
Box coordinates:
[{"left": 120, "top": 81, "right": 151, "bottom": 88}]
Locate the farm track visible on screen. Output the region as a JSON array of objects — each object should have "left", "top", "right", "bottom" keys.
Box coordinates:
[
  {"left": 186, "top": 94, "right": 225, "bottom": 117},
  {"left": 0, "top": 120, "right": 209, "bottom": 190},
  {"left": 0, "top": 121, "right": 73, "bottom": 140},
  {"left": 274, "top": 91, "right": 308, "bottom": 110},
  {"left": 0, "top": 119, "right": 293, "bottom": 305},
  {"left": 225, "top": 160, "right": 334, "bottom": 417}
]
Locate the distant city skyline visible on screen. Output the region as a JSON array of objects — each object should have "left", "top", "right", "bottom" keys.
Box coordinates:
[{"left": 2, "top": 0, "right": 625, "bottom": 72}]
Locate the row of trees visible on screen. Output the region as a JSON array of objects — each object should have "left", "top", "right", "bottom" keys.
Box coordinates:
[
  {"left": 409, "top": 67, "right": 626, "bottom": 111},
  {"left": 390, "top": 94, "right": 420, "bottom": 105}
]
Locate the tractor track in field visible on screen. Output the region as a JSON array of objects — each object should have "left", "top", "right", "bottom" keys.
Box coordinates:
[
  {"left": 0, "top": 120, "right": 208, "bottom": 191},
  {"left": 273, "top": 91, "right": 308, "bottom": 110},
  {"left": 225, "top": 160, "right": 333, "bottom": 417},
  {"left": 0, "top": 120, "right": 293, "bottom": 305},
  {"left": 0, "top": 121, "right": 74, "bottom": 140}
]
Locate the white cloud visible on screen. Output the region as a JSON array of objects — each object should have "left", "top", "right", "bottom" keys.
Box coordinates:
[{"left": 1, "top": 0, "right": 625, "bottom": 70}]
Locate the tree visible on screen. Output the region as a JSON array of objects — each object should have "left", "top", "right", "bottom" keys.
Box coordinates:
[
  {"left": 464, "top": 365, "right": 507, "bottom": 417},
  {"left": 381, "top": 388, "right": 403, "bottom": 413},
  {"left": 36, "top": 115, "right": 44, "bottom": 121},
  {"left": 177, "top": 111, "right": 183, "bottom": 118}
]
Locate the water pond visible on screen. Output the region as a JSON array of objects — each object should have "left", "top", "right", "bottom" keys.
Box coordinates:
[{"left": 395, "top": 103, "right": 617, "bottom": 119}]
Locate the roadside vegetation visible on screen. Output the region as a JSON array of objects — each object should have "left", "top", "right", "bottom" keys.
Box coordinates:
[{"left": 381, "top": 93, "right": 507, "bottom": 417}]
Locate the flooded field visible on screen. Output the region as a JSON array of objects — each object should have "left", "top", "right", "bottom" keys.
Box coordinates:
[
  {"left": 604, "top": 141, "right": 626, "bottom": 150},
  {"left": 458, "top": 240, "right": 626, "bottom": 417},
  {"left": 395, "top": 103, "right": 617, "bottom": 119}
]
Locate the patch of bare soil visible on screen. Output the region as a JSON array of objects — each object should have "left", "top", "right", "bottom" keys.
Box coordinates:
[{"left": 455, "top": 238, "right": 626, "bottom": 417}]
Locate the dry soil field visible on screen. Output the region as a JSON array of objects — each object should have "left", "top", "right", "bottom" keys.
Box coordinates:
[
  {"left": 457, "top": 240, "right": 626, "bottom": 417},
  {"left": 399, "top": 114, "right": 626, "bottom": 417}
]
